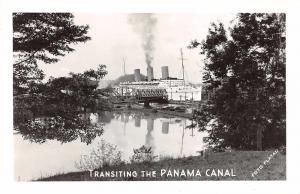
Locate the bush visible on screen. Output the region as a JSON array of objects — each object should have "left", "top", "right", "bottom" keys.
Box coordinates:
[
  {"left": 130, "top": 145, "right": 157, "bottom": 163},
  {"left": 75, "top": 139, "right": 123, "bottom": 171}
]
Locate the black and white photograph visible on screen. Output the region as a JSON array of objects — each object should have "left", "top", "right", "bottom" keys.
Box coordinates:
[
  {"left": 12, "top": 12, "right": 286, "bottom": 181},
  {"left": 1, "top": 0, "right": 300, "bottom": 193}
]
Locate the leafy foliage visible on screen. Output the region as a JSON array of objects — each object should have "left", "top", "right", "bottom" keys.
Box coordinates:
[
  {"left": 190, "top": 13, "right": 285, "bottom": 150},
  {"left": 13, "top": 13, "right": 90, "bottom": 63},
  {"left": 13, "top": 65, "right": 110, "bottom": 144},
  {"left": 82, "top": 64, "right": 108, "bottom": 81},
  {"left": 13, "top": 13, "right": 91, "bottom": 95},
  {"left": 130, "top": 145, "right": 157, "bottom": 163},
  {"left": 75, "top": 139, "right": 123, "bottom": 170},
  {"left": 12, "top": 13, "right": 111, "bottom": 145}
]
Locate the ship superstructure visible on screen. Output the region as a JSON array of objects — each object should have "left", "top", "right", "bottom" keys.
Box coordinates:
[
  {"left": 114, "top": 49, "right": 202, "bottom": 102},
  {"left": 115, "top": 65, "right": 202, "bottom": 102}
]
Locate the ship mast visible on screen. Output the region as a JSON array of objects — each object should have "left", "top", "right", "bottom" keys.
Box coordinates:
[
  {"left": 180, "top": 48, "right": 185, "bottom": 87},
  {"left": 122, "top": 57, "right": 126, "bottom": 75},
  {"left": 180, "top": 48, "right": 187, "bottom": 102}
]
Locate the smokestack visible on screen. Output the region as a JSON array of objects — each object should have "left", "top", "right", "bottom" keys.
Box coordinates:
[
  {"left": 161, "top": 66, "right": 169, "bottom": 79},
  {"left": 147, "top": 66, "right": 154, "bottom": 81},
  {"left": 134, "top": 69, "right": 141, "bottom": 82}
]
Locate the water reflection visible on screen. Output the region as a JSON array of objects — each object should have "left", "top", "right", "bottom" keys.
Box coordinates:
[
  {"left": 135, "top": 114, "right": 141, "bottom": 127},
  {"left": 15, "top": 113, "right": 104, "bottom": 145},
  {"left": 15, "top": 110, "right": 207, "bottom": 180},
  {"left": 145, "top": 117, "right": 155, "bottom": 152},
  {"left": 162, "top": 121, "right": 169, "bottom": 134}
]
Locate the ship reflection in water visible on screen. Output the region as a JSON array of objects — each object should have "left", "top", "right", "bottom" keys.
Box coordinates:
[
  {"left": 14, "top": 111, "right": 207, "bottom": 180},
  {"left": 98, "top": 111, "right": 207, "bottom": 160}
]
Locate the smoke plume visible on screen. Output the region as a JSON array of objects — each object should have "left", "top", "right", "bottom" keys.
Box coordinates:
[{"left": 128, "top": 13, "right": 157, "bottom": 67}]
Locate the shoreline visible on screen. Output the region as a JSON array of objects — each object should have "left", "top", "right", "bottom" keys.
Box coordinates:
[{"left": 37, "top": 150, "right": 286, "bottom": 181}]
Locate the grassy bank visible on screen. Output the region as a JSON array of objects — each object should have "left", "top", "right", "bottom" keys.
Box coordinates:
[{"left": 39, "top": 150, "right": 285, "bottom": 181}]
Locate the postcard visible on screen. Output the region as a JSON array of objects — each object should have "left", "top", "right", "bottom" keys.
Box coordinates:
[{"left": 12, "top": 12, "right": 286, "bottom": 181}]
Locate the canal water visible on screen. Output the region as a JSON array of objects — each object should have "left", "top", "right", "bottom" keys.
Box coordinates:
[{"left": 14, "top": 111, "right": 207, "bottom": 181}]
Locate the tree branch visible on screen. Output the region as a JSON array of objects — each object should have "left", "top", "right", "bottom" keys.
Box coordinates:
[{"left": 13, "top": 51, "right": 38, "bottom": 66}]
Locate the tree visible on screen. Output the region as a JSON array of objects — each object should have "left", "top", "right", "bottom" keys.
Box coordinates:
[
  {"left": 14, "top": 64, "right": 109, "bottom": 120},
  {"left": 12, "top": 13, "right": 109, "bottom": 145},
  {"left": 61, "top": 66, "right": 109, "bottom": 112},
  {"left": 13, "top": 13, "right": 91, "bottom": 94},
  {"left": 190, "top": 13, "right": 285, "bottom": 150},
  {"left": 14, "top": 65, "right": 109, "bottom": 144},
  {"left": 83, "top": 64, "right": 108, "bottom": 81}
]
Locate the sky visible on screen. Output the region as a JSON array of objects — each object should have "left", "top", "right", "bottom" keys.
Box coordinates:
[{"left": 39, "top": 13, "right": 235, "bottom": 83}]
